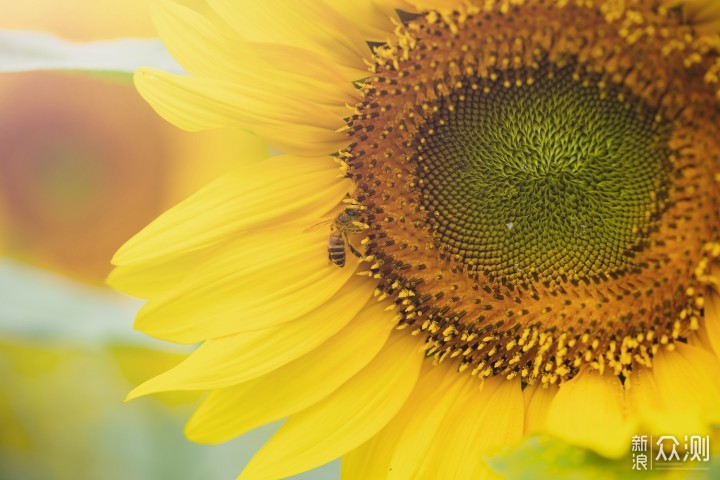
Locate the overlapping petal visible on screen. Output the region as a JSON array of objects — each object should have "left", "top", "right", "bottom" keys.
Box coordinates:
[
  {"left": 704, "top": 287, "right": 720, "bottom": 357},
  {"left": 400, "top": 0, "right": 465, "bottom": 12},
  {"left": 134, "top": 69, "right": 348, "bottom": 155},
  {"left": 523, "top": 383, "right": 558, "bottom": 434},
  {"left": 343, "top": 371, "right": 524, "bottom": 479},
  {"left": 185, "top": 299, "right": 396, "bottom": 444},
  {"left": 424, "top": 377, "right": 523, "bottom": 478},
  {"left": 238, "top": 333, "right": 424, "bottom": 480},
  {"left": 206, "top": 0, "right": 371, "bottom": 81},
  {"left": 340, "top": 366, "right": 464, "bottom": 480},
  {"left": 630, "top": 344, "right": 720, "bottom": 434},
  {"left": 109, "top": 155, "right": 350, "bottom": 297},
  {"left": 386, "top": 366, "right": 470, "bottom": 478},
  {"left": 126, "top": 275, "right": 374, "bottom": 398},
  {"left": 150, "top": 0, "right": 359, "bottom": 117},
  {"left": 545, "top": 370, "right": 635, "bottom": 459},
  {"left": 130, "top": 224, "right": 360, "bottom": 342},
  {"left": 675, "top": 0, "right": 720, "bottom": 33},
  {"left": 326, "top": 1, "right": 403, "bottom": 42}
]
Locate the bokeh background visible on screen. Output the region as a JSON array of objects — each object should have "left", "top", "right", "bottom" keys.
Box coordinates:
[
  {"left": 0, "top": 1, "right": 718, "bottom": 479},
  {"left": 0, "top": 1, "right": 336, "bottom": 478}
]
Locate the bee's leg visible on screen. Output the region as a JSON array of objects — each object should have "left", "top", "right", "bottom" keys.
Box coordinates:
[{"left": 348, "top": 243, "right": 363, "bottom": 258}]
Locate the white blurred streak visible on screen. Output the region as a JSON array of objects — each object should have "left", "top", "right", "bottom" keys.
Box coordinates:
[
  {"left": 0, "top": 258, "right": 168, "bottom": 347},
  {"left": 0, "top": 29, "right": 184, "bottom": 74}
]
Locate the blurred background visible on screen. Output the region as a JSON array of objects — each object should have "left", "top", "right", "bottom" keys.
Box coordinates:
[{"left": 0, "top": 1, "right": 339, "bottom": 478}]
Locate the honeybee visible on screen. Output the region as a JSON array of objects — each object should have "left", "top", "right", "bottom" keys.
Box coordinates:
[
  {"left": 307, "top": 207, "right": 367, "bottom": 267},
  {"left": 327, "top": 209, "right": 366, "bottom": 267}
]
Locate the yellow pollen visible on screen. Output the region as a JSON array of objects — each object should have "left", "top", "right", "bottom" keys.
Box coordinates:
[{"left": 340, "top": 0, "right": 720, "bottom": 385}]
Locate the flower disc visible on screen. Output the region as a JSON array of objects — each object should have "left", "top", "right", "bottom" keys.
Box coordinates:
[
  {"left": 414, "top": 61, "right": 672, "bottom": 282},
  {"left": 344, "top": 2, "right": 720, "bottom": 385}
]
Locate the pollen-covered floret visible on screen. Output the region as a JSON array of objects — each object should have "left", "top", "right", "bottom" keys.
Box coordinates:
[{"left": 342, "top": 0, "right": 720, "bottom": 385}]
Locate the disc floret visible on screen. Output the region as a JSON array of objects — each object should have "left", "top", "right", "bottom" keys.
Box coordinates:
[{"left": 342, "top": 1, "right": 720, "bottom": 385}]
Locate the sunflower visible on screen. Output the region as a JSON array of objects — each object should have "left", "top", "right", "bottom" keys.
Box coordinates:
[{"left": 110, "top": 0, "right": 720, "bottom": 478}]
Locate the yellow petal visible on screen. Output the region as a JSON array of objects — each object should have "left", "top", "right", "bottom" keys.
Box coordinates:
[
  {"left": 326, "top": 1, "right": 400, "bottom": 42},
  {"left": 106, "top": 253, "right": 209, "bottom": 299},
  {"left": 150, "top": 0, "right": 358, "bottom": 118},
  {"left": 680, "top": 0, "right": 720, "bottom": 32},
  {"left": 402, "top": 0, "right": 465, "bottom": 12},
  {"left": 340, "top": 361, "right": 450, "bottom": 480},
  {"left": 185, "top": 299, "right": 395, "bottom": 443},
  {"left": 134, "top": 68, "right": 343, "bottom": 129},
  {"left": 108, "top": 156, "right": 349, "bottom": 304},
  {"left": 626, "top": 364, "right": 694, "bottom": 435},
  {"left": 340, "top": 368, "right": 435, "bottom": 480},
  {"left": 546, "top": 370, "right": 635, "bottom": 458},
  {"left": 238, "top": 333, "right": 423, "bottom": 480},
  {"left": 206, "top": 0, "right": 369, "bottom": 80},
  {"left": 627, "top": 344, "right": 720, "bottom": 436},
  {"left": 387, "top": 366, "right": 471, "bottom": 478},
  {"left": 423, "top": 377, "right": 524, "bottom": 479},
  {"left": 343, "top": 371, "right": 523, "bottom": 479},
  {"left": 523, "top": 383, "right": 558, "bottom": 434},
  {"left": 109, "top": 345, "right": 200, "bottom": 406},
  {"left": 109, "top": 155, "right": 348, "bottom": 291},
  {"left": 134, "top": 68, "right": 348, "bottom": 155},
  {"left": 342, "top": 428, "right": 400, "bottom": 480},
  {"left": 704, "top": 287, "right": 720, "bottom": 356},
  {"left": 653, "top": 344, "right": 720, "bottom": 422},
  {"left": 131, "top": 223, "right": 360, "bottom": 342},
  {"left": 126, "top": 277, "right": 374, "bottom": 397},
  {"left": 659, "top": 0, "right": 720, "bottom": 34}
]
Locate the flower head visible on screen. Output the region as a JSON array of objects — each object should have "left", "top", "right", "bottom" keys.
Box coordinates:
[{"left": 111, "top": 0, "right": 720, "bottom": 478}]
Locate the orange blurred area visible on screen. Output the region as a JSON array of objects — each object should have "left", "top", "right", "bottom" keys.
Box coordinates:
[
  {"left": 0, "top": 71, "right": 267, "bottom": 284},
  {"left": 0, "top": 2, "right": 282, "bottom": 479},
  {"left": 0, "top": 0, "right": 155, "bottom": 40}
]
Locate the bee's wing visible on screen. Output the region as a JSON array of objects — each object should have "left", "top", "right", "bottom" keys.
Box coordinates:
[{"left": 302, "top": 218, "right": 333, "bottom": 233}]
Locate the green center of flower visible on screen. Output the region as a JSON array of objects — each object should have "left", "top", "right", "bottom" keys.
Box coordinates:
[
  {"left": 415, "top": 63, "right": 672, "bottom": 283},
  {"left": 343, "top": 2, "right": 719, "bottom": 384}
]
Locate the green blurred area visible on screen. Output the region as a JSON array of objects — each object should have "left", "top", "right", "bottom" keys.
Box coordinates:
[
  {"left": 0, "top": 260, "right": 339, "bottom": 480},
  {"left": 488, "top": 433, "right": 720, "bottom": 479}
]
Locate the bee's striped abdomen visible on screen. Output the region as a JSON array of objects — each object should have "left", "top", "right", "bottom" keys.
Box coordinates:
[{"left": 328, "top": 233, "right": 346, "bottom": 267}]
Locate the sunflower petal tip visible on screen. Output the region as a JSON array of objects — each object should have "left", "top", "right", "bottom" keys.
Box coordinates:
[
  {"left": 129, "top": 380, "right": 171, "bottom": 402},
  {"left": 182, "top": 422, "right": 202, "bottom": 443},
  {"left": 125, "top": 386, "right": 145, "bottom": 402},
  {"left": 235, "top": 463, "right": 266, "bottom": 480}
]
